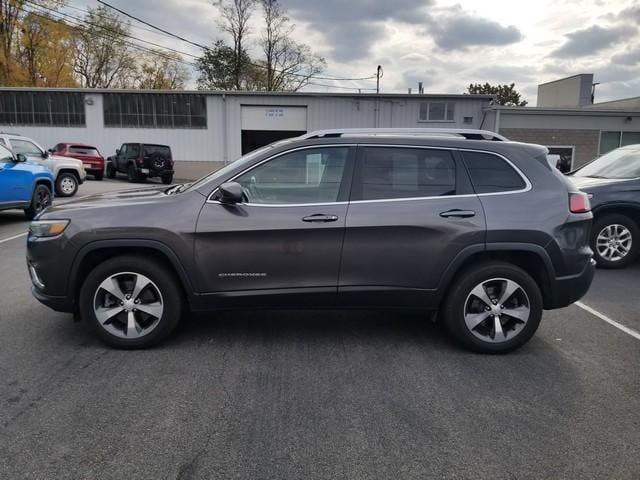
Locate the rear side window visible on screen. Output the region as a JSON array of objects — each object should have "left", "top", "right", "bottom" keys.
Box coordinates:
[
  {"left": 357, "top": 147, "right": 456, "bottom": 200},
  {"left": 462, "top": 151, "right": 526, "bottom": 194}
]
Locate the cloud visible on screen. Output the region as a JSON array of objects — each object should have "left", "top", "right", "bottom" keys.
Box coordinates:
[
  {"left": 427, "top": 12, "right": 523, "bottom": 51},
  {"left": 550, "top": 24, "right": 637, "bottom": 57},
  {"left": 284, "top": 0, "right": 433, "bottom": 61},
  {"left": 612, "top": 47, "right": 640, "bottom": 65}
]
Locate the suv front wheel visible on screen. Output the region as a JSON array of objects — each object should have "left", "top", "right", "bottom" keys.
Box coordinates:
[
  {"left": 55, "top": 172, "right": 78, "bottom": 197},
  {"left": 443, "top": 262, "right": 543, "bottom": 354},
  {"left": 79, "top": 256, "right": 184, "bottom": 349}
]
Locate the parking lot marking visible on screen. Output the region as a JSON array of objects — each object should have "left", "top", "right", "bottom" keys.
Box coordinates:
[
  {"left": 0, "top": 232, "right": 27, "bottom": 244},
  {"left": 576, "top": 301, "right": 640, "bottom": 341}
]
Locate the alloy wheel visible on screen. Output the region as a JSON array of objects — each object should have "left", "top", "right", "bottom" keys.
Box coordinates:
[
  {"left": 463, "top": 278, "right": 531, "bottom": 343},
  {"left": 93, "top": 272, "right": 164, "bottom": 339},
  {"left": 596, "top": 224, "right": 632, "bottom": 262},
  {"left": 35, "top": 188, "right": 52, "bottom": 213}
]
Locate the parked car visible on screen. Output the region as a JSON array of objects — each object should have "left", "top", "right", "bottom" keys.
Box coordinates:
[
  {"left": 0, "top": 133, "right": 86, "bottom": 197},
  {"left": 51, "top": 143, "right": 105, "bottom": 181},
  {"left": 26, "top": 128, "right": 595, "bottom": 353},
  {"left": 106, "top": 143, "right": 174, "bottom": 184},
  {"left": 0, "top": 143, "right": 54, "bottom": 219},
  {"left": 569, "top": 144, "right": 640, "bottom": 268}
]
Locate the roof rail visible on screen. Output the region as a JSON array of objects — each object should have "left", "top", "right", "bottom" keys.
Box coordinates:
[{"left": 300, "top": 128, "right": 508, "bottom": 141}]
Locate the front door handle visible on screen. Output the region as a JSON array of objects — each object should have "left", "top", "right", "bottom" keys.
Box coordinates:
[
  {"left": 439, "top": 209, "right": 476, "bottom": 218},
  {"left": 302, "top": 214, "right": 339, "bottom": 223}
]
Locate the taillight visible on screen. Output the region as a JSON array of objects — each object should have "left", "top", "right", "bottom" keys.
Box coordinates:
[
  {"left": 137, "top": 156, "right": 143, "bottom": 165},
  {"left": 569, "top": 192, "right": 591, "bottom": 213}
]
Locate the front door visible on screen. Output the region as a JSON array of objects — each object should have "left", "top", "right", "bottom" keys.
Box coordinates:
[
  {"left": 194, "top": 145, "right": 355, "bottom": 303},
  {"left": 339, "top": 145, "right": 486, "bottom": 303},
  {"left": 0, "top": 145, "right": 24, "bottom": 203}
]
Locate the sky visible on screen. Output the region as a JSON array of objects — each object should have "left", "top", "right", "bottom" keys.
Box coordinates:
[{"left": 71, "top": 0, "right": 640, "bottom": 104}]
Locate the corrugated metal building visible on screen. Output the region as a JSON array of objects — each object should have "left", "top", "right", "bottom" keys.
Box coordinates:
[{"left": 0, "top": 88, "right": 493, "bottom": 179}]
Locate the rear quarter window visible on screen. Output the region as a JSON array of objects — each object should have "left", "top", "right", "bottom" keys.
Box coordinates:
[{"left": 462, "top": 151, "right": 526, "bottom": 194}]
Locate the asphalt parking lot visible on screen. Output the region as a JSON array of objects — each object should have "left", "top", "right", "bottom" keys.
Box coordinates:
[{"left": 1, "top": 179, "right": 639, "bottom": 479}]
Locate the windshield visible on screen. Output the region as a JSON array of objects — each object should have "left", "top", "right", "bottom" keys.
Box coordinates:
[
  {"left": 183, "top": 143, "right": 282, "bottom": 193},
  {"left": 574, "top": 148, "right": 640, "bottom": 179}
]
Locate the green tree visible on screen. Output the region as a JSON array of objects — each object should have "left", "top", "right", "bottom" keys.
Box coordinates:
[
  {"left": 196, "top": 39, "right": 264, "bottom": 90},
  {"left": 467, "top": 82, "right": 528, "bottom": 106}
]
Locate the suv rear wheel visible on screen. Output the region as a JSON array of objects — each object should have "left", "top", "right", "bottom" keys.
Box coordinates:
[
  {"left": 55, "top": 172, "right": 78, "bottom": 197},
  {"left": 443, "top": 262, "right": 543, "bottom": 354},
  {"left": 592, "top": 213, "right": 638, "bottom": 269},
  {"left": 79, "top": 256, "right": 183, "bottom": 349}
]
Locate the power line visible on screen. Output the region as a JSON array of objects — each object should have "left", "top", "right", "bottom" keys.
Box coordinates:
[
  {"left": 23, "top": 0, "right": 200, "bottom": 60},
  {"left": 95, "top": 0, "right": 379, "bottom": 83}
]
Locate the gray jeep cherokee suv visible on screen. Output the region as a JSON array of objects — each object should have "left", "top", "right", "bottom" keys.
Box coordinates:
[{"left": 26, "top": 129, "right": 595, "bottom": 353}]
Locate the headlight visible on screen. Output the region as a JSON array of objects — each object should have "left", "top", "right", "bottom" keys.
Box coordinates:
[{"left": 29, "top": 220, "right": 70, "bottom": 238}]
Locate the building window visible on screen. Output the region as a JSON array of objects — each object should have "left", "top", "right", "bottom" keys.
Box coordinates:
[
  {"left": 103, "top": 93, "right": 207, "bottom": 129},
  {"left": 419, "top": 102, "right": 455, "bottom": 122},
  {"left": 0, "top": 91, "right": 85, "bottom": 126},
  {"left": 547, "top": 146, "right": 574, "bottom": 173},
  {"left": 600, "top": 131, "right": 640, "bottom": 155}
]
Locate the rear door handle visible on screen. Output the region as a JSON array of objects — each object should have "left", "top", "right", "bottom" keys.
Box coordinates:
[
  {"left": 439, "top": 209, "right": 476, "bottom": 218},
  {"left": 302, "top": 214, "right": 339, "bottom": 223}
]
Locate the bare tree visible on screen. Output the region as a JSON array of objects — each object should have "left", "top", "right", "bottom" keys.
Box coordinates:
[
  {"left": 72, "top": 5, "right": 136, "bottom": 88},
  {"left": 258, "top": 0, "right": 325, "bottom": 91},
  {"left": 214, "top": 0, "right": 256, "bottom": 90}
]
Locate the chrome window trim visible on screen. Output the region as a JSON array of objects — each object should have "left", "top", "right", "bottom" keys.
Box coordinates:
[
  {"left": 206, "top": 144, "right": 356, "bottom": 206},
  {"left": 205, "top": 143, "right": 532, "bottom": 207}
]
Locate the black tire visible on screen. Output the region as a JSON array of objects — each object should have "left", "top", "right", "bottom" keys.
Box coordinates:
[
  {"left": 79, "top": 255, "right": 184, "bottom": 349},
  {"left": 161, "top": 173, "right": 174, "bottom": 185},
  {"left": 442, "top": 262, "right": 543, "bottom": 354},
  {"left": 94, "top": 171, "right": 104, "bottom": 181},
  {"left": 591, "top": 214, "right": 639, "bottom": 269},
  {"left": 55, "top": 172, "right": 78, "bottom": 197},
  {"left": 127, "top": 164, "right": 142, "bottom": 183},
  {"left": 106, "top": 162, "right": 116, "bottom": 179},
  {"left": 24, "top": 184, "right": 52, "bottom": 220}
]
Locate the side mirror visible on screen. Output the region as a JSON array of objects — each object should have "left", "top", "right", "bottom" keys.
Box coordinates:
[
  {"left": 217, "top": 182, "right": 243, "bottom": 204},
  {"left": 41, "top": 149, "right": 48, "bottom": 158},
  {"left": 116, "top": 149, "right": 121, "bottom": 155},
  {"left": 15, "top": 153, "right": 27, "bottom": 163}
]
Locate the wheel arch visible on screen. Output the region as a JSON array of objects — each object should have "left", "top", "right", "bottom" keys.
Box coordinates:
[
  {"left": 57, "top": 168, "right": 81, "bottom": 181},
  {"left": 69, "top": 240, "right": 195, "bottom": 311},
  {"left": 437, "top": 243, "right": 555, "bottom": 309},
  {"left": 592, "top": 203, "right": 640, "bottom": 228}
]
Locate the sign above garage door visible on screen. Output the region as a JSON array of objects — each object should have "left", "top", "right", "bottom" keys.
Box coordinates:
[{"left": 241, "top": 105, "right": 308, "bottom": 131}]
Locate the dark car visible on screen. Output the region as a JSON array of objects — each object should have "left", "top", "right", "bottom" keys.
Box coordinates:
[
  {"left": 51, "top": 143, "right": 105, "bottom": 181},
  {"left": 26, "top": 129, "right": 595, "bottom": 353},
  {"left": 106, "top": 143, "right": 174, "bottom": 184},
  {"left": 569, "top": 144, "right": 640, "bottom": 268}
]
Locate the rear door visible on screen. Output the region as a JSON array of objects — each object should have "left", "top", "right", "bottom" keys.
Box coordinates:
[{"left": 339, "top": 145, "right": 486, "bottom": 304}]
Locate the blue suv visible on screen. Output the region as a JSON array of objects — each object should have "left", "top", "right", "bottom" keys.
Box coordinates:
[{"left": 0, "top": 143, "right": 54, "bottom": 220}]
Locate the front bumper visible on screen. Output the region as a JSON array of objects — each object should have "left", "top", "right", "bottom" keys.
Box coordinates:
[
  {"left": 31, "top": 285, "right": 74, "bottom": 313},
  {"left": 548, "top": 258, "right": 596, "bottom": 309}
]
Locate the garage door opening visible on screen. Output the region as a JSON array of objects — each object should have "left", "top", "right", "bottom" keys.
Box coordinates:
[{"left": 241, "top": 130, "right": 307, "bottom": 155}]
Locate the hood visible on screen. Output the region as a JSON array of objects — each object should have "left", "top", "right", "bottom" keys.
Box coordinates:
[
  {"left": 568, "top": 175, "right": 635, "bottom": 190},
  {"left": 8, "top": 160, "right": 52, "bottom": 177},
  {"left": 42, "top": 185, "right": 170, "bottom": 215},
  {"left": 50, "top": 153, "right": 84, "bottom": 167}
]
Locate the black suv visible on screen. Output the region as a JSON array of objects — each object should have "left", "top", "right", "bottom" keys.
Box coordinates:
[
  {"left": 569, "top": 144, "right": 640, "bottom": 268},
  {"left": 106, "top": 143, "right": 174, "bottom": 184},
  {"left": 27, "top": 129, "right": 595, "bottom": 353}
]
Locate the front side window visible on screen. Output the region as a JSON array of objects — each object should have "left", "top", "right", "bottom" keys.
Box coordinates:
[
  {"left": 419, "top": 102, "right": 456, "bottom": 121},
  {"left": 356, "top": 147, "right": 456, "bottom": 200},
  {"left": 463, "top": 151, "right": 526, "bottom": 194},
  {"left": 235, "top": 147, "right": 349, "bottom": 205},
  {"left": 0, "top": 144, "right": 13, "bottom": 162},
  {"left": 11, "top": 139, "right": 42, "bottom": 156}
]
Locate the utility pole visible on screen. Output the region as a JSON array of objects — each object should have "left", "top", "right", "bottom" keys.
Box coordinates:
[{"left": 376, "top": 65, "right": 383, "bottom": 94}]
